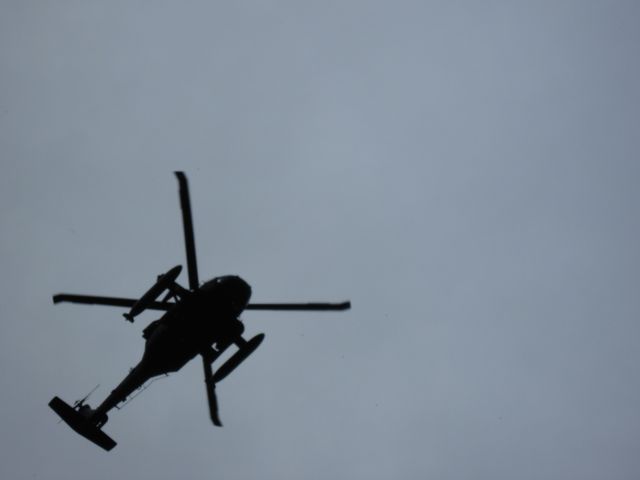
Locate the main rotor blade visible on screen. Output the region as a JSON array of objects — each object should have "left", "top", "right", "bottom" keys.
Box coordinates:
[
  {"left": 202, "top": 356, "right": 222, "bottom": 427},
  {"left": 52, "top": 294, "right": 171, "bottom": 311},
  {"left": 245, "top": 301, "right": 351, "bottom": 311},
  {"left": 175, "top": 172, "right": 199, "bottom": 290}
]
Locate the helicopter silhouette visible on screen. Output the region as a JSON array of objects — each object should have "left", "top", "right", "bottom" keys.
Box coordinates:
[{"left": 49, "top": 172, "right": 350, "bottom": 451}]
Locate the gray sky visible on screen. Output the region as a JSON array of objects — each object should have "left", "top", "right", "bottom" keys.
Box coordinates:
[{"left": 2, "top": 1, "right": 640, "bottom": 479}]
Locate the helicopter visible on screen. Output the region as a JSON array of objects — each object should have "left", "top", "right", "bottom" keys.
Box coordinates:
[{"left": 49, "top": 172, "right": 350, "bottom": 451}]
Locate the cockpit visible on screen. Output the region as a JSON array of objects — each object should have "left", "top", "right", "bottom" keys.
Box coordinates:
[{"left": 200, "top": 275, "right": 252, "bottom": 315}]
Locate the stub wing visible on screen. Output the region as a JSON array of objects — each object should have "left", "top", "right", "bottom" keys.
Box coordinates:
[{"left": 49, "top": 397, "right": 117, "bottom": 451}]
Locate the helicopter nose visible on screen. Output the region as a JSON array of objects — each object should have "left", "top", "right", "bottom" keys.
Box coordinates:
[{"left": 227, "top": 276, "right": 252, "bottom": 311}]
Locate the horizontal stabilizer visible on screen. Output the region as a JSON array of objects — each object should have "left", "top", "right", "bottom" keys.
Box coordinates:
[{"left": 49, "top": 397, "right": 116, "bottom": 451}]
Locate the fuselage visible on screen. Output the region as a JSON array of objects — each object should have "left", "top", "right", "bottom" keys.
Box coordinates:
[{"left": 92, "top": 275, "right": 251, "bottom": 418}]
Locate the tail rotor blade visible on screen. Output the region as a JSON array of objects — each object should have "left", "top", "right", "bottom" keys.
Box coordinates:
[
  {"left": 202, "top": 357, "right": 222, "bottom": 427},
  {"left": 73, "top": 384, "right": 100, "bottom": 408},
  {"left": 175, "top": 172, "right": 199, "bottom": 290}
]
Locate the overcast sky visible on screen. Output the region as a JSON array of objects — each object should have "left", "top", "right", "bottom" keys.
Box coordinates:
[{"left": 2, "top": 1, "right": 640, "bottom": 479}]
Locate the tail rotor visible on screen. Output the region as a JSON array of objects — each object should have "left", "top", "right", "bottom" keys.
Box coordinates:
[{"left": 73, "top": 384, "right": 100, "bottom": 409}]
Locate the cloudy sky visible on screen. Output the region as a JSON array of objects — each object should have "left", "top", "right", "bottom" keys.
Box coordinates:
[{"left": 1, "top": 1, "right": 639, "bottom": 479}]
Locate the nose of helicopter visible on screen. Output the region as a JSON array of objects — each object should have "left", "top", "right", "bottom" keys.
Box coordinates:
[
  {"left": 228, "top": 275, "right": 252, "bottom": 312},
  {"left": 204, "top": 275, "right": 251, "bottom": 314}
]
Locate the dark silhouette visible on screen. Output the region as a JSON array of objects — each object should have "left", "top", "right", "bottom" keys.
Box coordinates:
[{"left": 49, "top": 172, "right": 350, "bottom": 451}]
